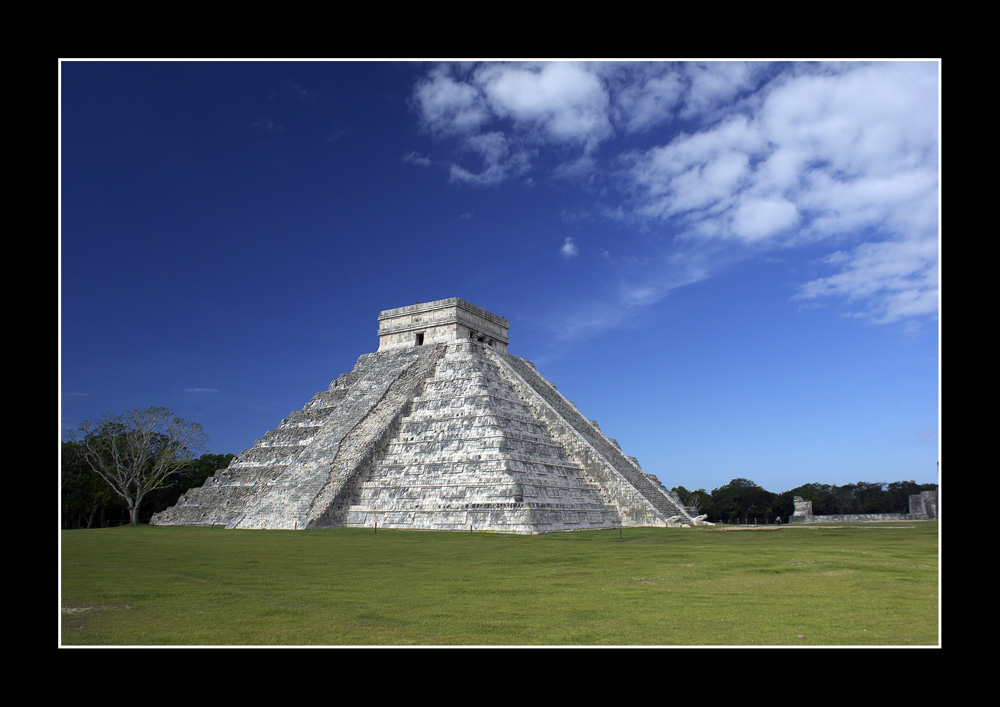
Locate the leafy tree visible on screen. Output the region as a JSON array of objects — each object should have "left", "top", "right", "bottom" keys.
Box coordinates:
[
  {"left": 852, "top": 481, "right": 888, "bottom": 514},
  {"left": 707, "top": 478, "right": 776, "bottom": 522},
  {"left": 672, "top": 485, "right": 711, "bottom": 515},
  {"left": 71, "top": 406, "right": 208, "bottom": 525},
  {"left": 61, "top": 441, "right": 123, "bottom": 528}
]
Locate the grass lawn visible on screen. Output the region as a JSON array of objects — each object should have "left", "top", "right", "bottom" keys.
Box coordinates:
[{"left": 60, "top": 522, "right": 939, "bottom": 646}]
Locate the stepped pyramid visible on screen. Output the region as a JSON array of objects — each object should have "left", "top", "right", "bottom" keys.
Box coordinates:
[{"left": 152, "top": 298, "right": 697, "bottom": 533}]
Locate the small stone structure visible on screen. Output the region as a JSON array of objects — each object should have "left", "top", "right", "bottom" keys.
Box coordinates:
[
  {"left": 377, "top": 299, "right": 509, "bottom": 353},
  {"left": 788, "top": 490, "right": 938, "bottom": 524},
  {"left": 152, "top": 298, "right": 697, "bottom": 533}
]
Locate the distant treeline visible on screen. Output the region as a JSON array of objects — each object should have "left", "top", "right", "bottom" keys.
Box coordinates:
[
  {"left": 61, "top": 441, "right": 235, "bottom": 529},
  {"left": 671, "top": 478, "right": 939, "bottom": 523},
  {"left": 61, "top": 440, "right": 937, "bottom": 528}
]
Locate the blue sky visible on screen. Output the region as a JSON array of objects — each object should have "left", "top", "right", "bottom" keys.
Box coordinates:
[{"left": 59, "top": 60, "right": 940, "bottom": 494}]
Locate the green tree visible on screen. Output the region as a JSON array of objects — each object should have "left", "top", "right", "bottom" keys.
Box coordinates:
[
  {"left": 71, "top": 406, "right": 208, "bottom": 525},
  {"left": 672, "top": 485, "right": 711, "bottom": 515},
  {"left": 708, "top": 478, "right": 776, "bottom": 523},
  {"left": 853, "top": 481, "right": 889, "bottom": 514},
  {"left": 61, "top": 441, "right": 123, "bottom": 528}
]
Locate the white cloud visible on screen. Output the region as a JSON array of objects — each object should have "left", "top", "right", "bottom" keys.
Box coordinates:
[
  {"left": 560, "top": 237, "right": 579, "bottom": 258},
  {"left": 797, "top": 235, "right": 939, "bottom": 323},
  {"left": 628, "top": 62, "right": 938, "bottom": 238},
  {"left": 680, "top": 62, "right": 764, "bottom": 120},
  {"left": 799, "top": 169, "right": 938, "bottom": 240},
  {"left": 413, "top": 65, "right": 490, "bottom": 136},
  {"left": 611, "top": 68, "right": 684, "bottom": 133},
  {"left": 730, "top": 196, "right": 800, "bottom": 241},
  {"left": 759, "top": 62, "right": 938, "bottom": 180},
  {"left": 410, "top": 60, "right": 939, "bottom": 333},
  {"left": 447, "top": 131, "right": 533, "bottom": 186},
  {"left": 412, "top": 62, "right": 614, "bottom": 183},
  {"left": 402, "top": 150, "right": 431, "bottom": 166},
  {"left": 620, "top": 61, "right": 938, "bottom": 325},
  {"left": 478, "top": 62, "right": 612, "bottom": 150},
  {"left": 630, "top": 115, "right": 764, "bottom": 213}
]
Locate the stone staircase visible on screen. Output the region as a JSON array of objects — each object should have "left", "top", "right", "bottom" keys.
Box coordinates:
[
  {"left": 151, "top": 346, "right": 443, "bottom": 528},
  {"left": 341, "top": 341, "right": 620, "bottom": 533}
]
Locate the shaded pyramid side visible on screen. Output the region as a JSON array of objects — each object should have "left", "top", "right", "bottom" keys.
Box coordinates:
[
  {"left": 334, "top": 340, "right": 623, "bottom": 533},
  {"left": 150, "top": 345, "right": 445, "bottom": 528},
  {"left": 494, "top": 350, "right": 694, "bottom": 524}
]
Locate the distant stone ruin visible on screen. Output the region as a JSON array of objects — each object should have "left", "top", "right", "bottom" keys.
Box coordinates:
[
  {"left": 788, "top": 490, "right": 938, "bottom": 524},
  {"left": 153, "top": 298, "right": 698, "bottom": 533}
]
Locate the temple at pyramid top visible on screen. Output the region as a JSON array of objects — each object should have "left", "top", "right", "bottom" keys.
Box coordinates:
[{"left": 377, "top": 298, "right": 510, "bottom": 353}]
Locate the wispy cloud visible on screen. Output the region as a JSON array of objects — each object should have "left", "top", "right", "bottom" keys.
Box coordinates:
[
  {"left": 402, "top": 150, "right": 431, "bottom": 166},
  {"left": 532, "top": 239, "right": 724, "bottom": 354},
  {"left": 185, "top": 388, "right": 220, "bottom": 394},
  {"left": 251, "top": 117, "right": 284, "bottom": 133},
  {"left": 560, "top": 237, "right": 579, "bottom": 258},
  {"left": 795, "top": 236, "right": 939, "bottom": 324}
]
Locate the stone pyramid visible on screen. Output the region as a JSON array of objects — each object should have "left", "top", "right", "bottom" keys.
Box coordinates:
[{"left": 152, "top": 298, "right": 697, "bottom": 533}]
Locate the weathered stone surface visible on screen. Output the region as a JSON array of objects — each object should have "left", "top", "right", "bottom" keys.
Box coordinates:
[
  {"left": 152, "top": 299, "right": 695, "bottom": 533},
  {"left": 377, "top": 298, "right": 509, "bottom": 352}
]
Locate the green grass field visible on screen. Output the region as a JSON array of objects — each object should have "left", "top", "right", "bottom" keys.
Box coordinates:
[{"left": 60, "top": 522, "right": 939, "bottom": 646}]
